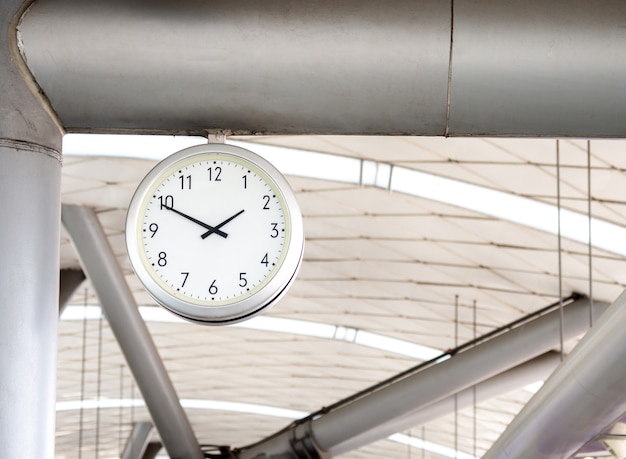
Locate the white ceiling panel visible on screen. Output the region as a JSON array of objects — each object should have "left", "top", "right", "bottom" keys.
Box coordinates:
[{"left": 56, "top": 136, "right": 626, "bottom": 459}]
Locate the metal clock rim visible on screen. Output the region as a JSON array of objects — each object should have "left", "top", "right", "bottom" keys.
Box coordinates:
[
  {"left": 125, "top": 143, "right": 304, "bottom": 325},
  {"left": 160, "top": 265, "right": 300, "bottom": 325}
]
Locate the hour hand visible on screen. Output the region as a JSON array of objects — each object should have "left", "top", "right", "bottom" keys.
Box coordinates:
[
  {"left": 163, "top": 205, "right": 228, "bottom": 239},
  {"left": 201, "top": 209, "right": 245, "bottom": 239}
]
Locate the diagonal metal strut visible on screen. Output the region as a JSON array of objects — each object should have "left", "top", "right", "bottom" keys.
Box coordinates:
[
  {"left": 62, "top": 204, "right": 203, "bottom": 459},
  {"left": 236, "top": 295, "right": 607, "bottom": 458}
]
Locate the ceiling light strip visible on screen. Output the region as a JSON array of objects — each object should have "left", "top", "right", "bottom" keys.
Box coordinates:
[
  {"left": 55, "top": 398, "right": 307, "bottom": 419},
  {"left": 231, "top": 139, "right": 626, "bottom": 256},
  {"left": 234, "top": 140, "right": 626, "bottom": 257},
  {"left": 57, "top": 398, "right": 474, "bottom": 459},
  {"left": 228, "top": 139, "right": 362, "bottom": 184},
  {"left": 60, "top": 305, "right": 441, "bottom": 361},
  {"left": 62, "top": 134, "right": 206, "bottom": 160}
]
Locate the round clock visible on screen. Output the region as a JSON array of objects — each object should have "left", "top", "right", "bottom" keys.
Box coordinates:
[{"left": 125, "top": 143, "right": 304, "bottom": 325}]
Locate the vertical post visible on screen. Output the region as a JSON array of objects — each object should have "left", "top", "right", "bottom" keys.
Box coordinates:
[
  {"left": 0, "top": 1, "right": 63, "bottom": 458},
  {"left": 0, "top": 144, "right": 62, "bottom": 458}
]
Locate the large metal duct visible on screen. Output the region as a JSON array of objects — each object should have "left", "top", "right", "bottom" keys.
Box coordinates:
[{"left": 16, "top": 0, "right": 626, "bottom": 137}]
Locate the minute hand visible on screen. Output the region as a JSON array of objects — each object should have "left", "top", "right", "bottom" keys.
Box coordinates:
[
  {"left": 163, "top": 205, "right": 228, "bottom": 238},
  {"left": 201, "top": 210, "right": 245, "bottom": 239}
]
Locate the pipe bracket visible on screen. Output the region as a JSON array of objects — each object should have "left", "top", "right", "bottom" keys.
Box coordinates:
[{"left": 290, "top": 420, "right": 331, "bottom": 459}]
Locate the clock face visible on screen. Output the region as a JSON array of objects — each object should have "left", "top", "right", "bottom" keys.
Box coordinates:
[{"left": 126, "top": 144, "right": 304, "bottom": 324}]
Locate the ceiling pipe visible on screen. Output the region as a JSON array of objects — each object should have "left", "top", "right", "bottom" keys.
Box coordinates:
[
  {"left": 236, "top": 297, "right": 607, "bottom": 458},
  {"left": 482, "top": 290, "right": 626, "bottom": 459},
  {"left": 331, "top": 351, "right": 561, "bottom": 456},
  {"left": 61, "top": 204, "right": 204, "bottom": 459},
  {"left": 17, "top": 0, "right": 626, "bottom": 137}
]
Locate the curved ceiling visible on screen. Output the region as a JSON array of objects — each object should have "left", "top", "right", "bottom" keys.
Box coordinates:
[{"left": 56, "top": 134, "right": 626, "bottom": 458}]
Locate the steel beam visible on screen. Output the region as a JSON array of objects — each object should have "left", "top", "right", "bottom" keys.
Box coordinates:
[
  {"left": 483, "top": 290, "right": 626, "bottom": 459},
  {"left": 61, "top": 204, "right": 203, "bottom": 459},
  {"left": 331, "top": 351, "right": 561, "bottom": 456},
  {"left": 237, "top": 297, "right": 607, "bottom": 458}
]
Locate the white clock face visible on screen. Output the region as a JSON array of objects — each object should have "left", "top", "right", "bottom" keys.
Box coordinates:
[{"left": 126, "top": 144, "right": 304, "bottom": 324}]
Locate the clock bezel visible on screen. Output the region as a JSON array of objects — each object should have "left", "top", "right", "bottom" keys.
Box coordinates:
[{"left": 125, "top": 143, "right": 304, "bottom": 325}]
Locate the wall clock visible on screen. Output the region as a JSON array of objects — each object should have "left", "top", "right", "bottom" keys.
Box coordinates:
[{"left": 126, "top": 143, "right": 304, "bottom": 325}]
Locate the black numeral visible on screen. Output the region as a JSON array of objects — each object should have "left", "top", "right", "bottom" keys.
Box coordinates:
[
  {"left": 179, "top": 174, "right": 191, "bottom": 189},
  {"left": 239, "top": 272, "right": 247, "bottom": 287},
  {"left": 148, "top": 223, "right": 158, "bottom": 238},
  {"left": 242, "top": 175, "right": 247, "bottom": 189},
  {"left": 262, "top": 195, "right": 271, "bottom": 210},
  {"left": 270, "top": 223, "right": 279, "bottom": 238},
  {"left": 209, "top": 280, "right": 218, "bottom": 295},
  {"left": 261, "top": 253, "right": 269, "bottom": 267},
  {"left": 180, "top": 272, "right": 189, "bottom": 288},
  {"left": 157, "top": 252, "right": 167, "bottom": 266},
  {"left": 158, "top": 195, "right": 174, "bottom": 210},
  {"left": 208, "top": 166, "right": 222, "bottom": 181}
]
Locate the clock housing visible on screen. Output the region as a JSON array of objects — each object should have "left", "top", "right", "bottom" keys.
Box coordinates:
[{"left": 126, "top": 143, "right": 304, "bottom": 324}]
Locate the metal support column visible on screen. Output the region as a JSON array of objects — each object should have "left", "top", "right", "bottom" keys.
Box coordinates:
[
  {"left": 61, "top": 204, "right": 203, "bottom": 459},
  {"left": 0, "top": 1, "right": 63, "bottom": 458},
  {"left": 0, "top": 143, "right": 62, "bottom": 458}
]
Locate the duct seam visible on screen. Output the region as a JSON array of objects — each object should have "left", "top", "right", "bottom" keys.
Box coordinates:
[{"left": 444, "top": 0, "right": 455, "bottom": 137}]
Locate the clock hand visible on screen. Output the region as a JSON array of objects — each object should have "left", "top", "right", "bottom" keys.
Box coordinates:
[
  {"left": 201, "top": 209, "right": 245, "bottom": 239},
  {"left": 163, "top": 205, "right": 228, "bottom": 238}
]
